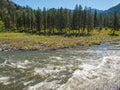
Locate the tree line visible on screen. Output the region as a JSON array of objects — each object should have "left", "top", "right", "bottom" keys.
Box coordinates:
[{"left": 0, "top": 3, "right": 120, "bottom": 35}]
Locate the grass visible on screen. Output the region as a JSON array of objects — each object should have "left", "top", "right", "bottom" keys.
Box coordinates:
[{"left": 0, "top": 29, "right": 120, "bottom": 51}]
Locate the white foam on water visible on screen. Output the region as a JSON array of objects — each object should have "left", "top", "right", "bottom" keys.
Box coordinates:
[
  {"left": 34, "top": 64, "right": 75, "bottom": 77},
  {"left": 16, "top": 61, "right": 32, "bottom": 69},
  {"left": 27, "top": 80, "right": 60, "bottom": 90},
  {"left": 0, "top": 77, "right": 10, "bottom": 85},
  {"left": 24, "top": 60, "right": 32, "bottom": 65},
  {"left": 34, "top": 68, "right": 60, "bottom": 77},
  {"left": 50, "top": 56, "right": 63, "bottom": 60},
  {"left": 3, "top": 60, "right": 32, "bottom": 69},
  {"left": 23, "top": 80, "right": 34, "bottom": 86},
  {"left": 17, "top": 64, "right": 27, "bottom": 69},
  {"left": 1, "top": 43, "right": 120, "bottom": 90},
  {"left": 57, "top": 56, "right": 120, "bottom": 90},
  {"left": 5, "top": 62, "right": 17, "bottom": 68}
]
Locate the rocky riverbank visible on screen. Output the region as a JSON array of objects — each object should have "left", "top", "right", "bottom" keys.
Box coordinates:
[{"left": 0, "top": 31, "right": 120, "bottom": 51}]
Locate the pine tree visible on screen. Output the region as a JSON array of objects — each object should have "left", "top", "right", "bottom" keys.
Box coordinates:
[
  {"left": 94, "top": 10, "right": 98, "bottom": 28},
  {"left": 86, "top": 8, "right": 93, "bottom": 34},
  {"left": 78, "top": 5, "right": 83, "bottom": 34},
  {"left": 112, "top": 12, "right": 119, "bottom": 35},
  {"left": 98, "top": 14, "right": 103, "bottom": 30},
  {"left": 72, "top": 5, "right": 79, "bottom": 30},
  {"left": 43, "top": 7, "right": 47, "bottom": 34},
  {"left": 83, "top": 7, "right": 87, "bottom": 32},
  {"left": 35, "top": 8, "right": 42, "bottom": 34}
]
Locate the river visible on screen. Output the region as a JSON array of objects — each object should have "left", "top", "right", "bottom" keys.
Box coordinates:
[{"left": 0, "top": 41, "right": 120, "bottom": 90}]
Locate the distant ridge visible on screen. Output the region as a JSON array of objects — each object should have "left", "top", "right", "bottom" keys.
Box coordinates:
[
  {"left": 90, "top": 3, "right": 120, "bottom": 15},
  {"left": 0, "top": 0, "right": 23, "bottom": 10},
  {"left": 91, "top": 8, "right": 103, "bottom": 14},
  {"left": 0, "top": 0, "right": 120, "bottom": 15},
  {"left": 103, "top": 3, "right": 120, "bottom": 15}
]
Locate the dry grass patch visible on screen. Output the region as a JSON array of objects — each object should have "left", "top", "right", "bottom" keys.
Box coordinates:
[{"left": 0, "top": 30, "right": 120, "bottom": 51}]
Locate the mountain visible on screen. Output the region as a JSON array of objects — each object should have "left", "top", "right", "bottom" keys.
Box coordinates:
[
  {"left": 103, "top": 3, "right": 120, "bottom": 15},
  {"left": 0, "top": 0, "right": 23, "bottom": 11},
  {"left": 1, "top": 0, "right": 120, "bottom": 15},
  {"left": 91, "top": 3, "right": 120, "bottom": 15},
  {"left": 91, "top": 8, "right": 103, "bottom": 14}
]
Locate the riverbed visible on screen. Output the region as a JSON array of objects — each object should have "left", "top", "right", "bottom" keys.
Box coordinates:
[{"left": 0, "top": 41, "right": 120, "bottom": 90}]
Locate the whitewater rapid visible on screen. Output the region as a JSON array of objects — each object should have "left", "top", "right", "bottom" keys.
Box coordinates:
[{"left": 0, "top": 42, "right": 120, "bottom": 90}]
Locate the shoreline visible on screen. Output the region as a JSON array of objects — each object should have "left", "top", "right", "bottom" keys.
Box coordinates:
[
  {"left": 0, "top": 42, "right": 91, "bottom": 52},
  {"left": 0, "top": 31, "right": 120, "bottom": 52},
  {"left": 0, "top": 38, "right": 119, "bottom": 52}
]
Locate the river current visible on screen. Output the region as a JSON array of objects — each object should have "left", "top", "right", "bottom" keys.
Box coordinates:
[{"left": 0, "top": 41, "right": 120, "bottom": 90}]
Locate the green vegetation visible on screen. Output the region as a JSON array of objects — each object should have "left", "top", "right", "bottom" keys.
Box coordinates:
[
  {"left": 0, "top": 0, "right": 120, "bottom": 36},
  {"left": 0, "top": 29, "right": 120, "bottom": 51},
  {"left": 0, "top": 0, "right": 120, "bottom": 51}
]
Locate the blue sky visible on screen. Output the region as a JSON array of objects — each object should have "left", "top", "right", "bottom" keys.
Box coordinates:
[{"left": 13, "top": 0, "right": 120, "bottom": 10}]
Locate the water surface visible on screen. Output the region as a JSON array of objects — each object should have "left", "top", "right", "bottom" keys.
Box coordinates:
[{"left": 0, "top": 41, "right": 120, "bottom": 90}]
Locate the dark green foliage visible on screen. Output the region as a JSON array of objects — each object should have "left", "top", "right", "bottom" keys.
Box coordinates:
[
  {"left": 35, "top": 8, "right": 42, "bottom": 34},
  {"left": 83, "top": 8, "right": 87, "bottom": 31},
  {"left": 113, "top": 12, "right": 119, "bottom": 30},
  {"left": 103, "top": 3, "right": 120, "bottom": 15},
  {"left": 86, "top": 8, "right": 93, "bottom": 34},
  {"left": 112, "top": 12, "right": 119, "bottom": 35},
  {"left": 43, "top": 7, "right": 47, "bottom": 34},
  {"left": 94, "top": 10, "right": 98, "bottom": 28},
  {"left": 0, "top": 0, "right": 120, "bottom": 35}
]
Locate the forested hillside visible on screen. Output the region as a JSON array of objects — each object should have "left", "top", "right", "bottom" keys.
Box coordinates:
[
  {"left": 104, "top": 3, "right": 120, "bottom": 15},
  {"left": 0, "top": 0, "right": 120, "bottom": 35}
]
